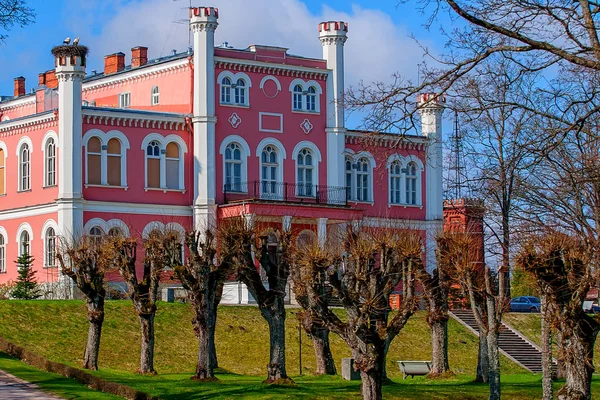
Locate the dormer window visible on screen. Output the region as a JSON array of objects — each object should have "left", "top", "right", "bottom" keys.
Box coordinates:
[
  {"left": 218, "top": 72, "right": 251, "bottom": 107},
  {"left": 289, "top": 80, "right": 321, "bottom": 113}
]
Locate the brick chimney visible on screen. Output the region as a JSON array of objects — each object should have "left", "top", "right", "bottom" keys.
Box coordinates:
[
  {"left": 131, "top": 46, "right": 148, "bottom": 68},
  {"left": 38, "top": 70, "right": 58, "bottom": 89},
  {"left": 104, "top": 52, "right": 126, "bottom": 75},
  {"left": 13, "top": 77, "right": 25, "bottom": 97}
]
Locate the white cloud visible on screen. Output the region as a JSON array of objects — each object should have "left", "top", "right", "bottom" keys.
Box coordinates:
[{"left": 74, "top": 0, "right": 433, "bottom": 89}]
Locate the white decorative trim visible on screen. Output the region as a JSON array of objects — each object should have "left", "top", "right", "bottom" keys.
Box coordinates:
[
  {"left": 344, "top": 151, "right": 375, "bottom": 202},
  {"left": 218, "top": 71, "right": 252, "bottom": 107},
  {"left": 82, "top": 108, "right": 187, "bottom": 130},
  {"left": 292, "top": 141, "right": 321, "bottom": 197},
  {"left": 142, "top": 221, "right": 186, "bottom": 239},
  {"left": 83, "top": 200, "right": 192, "bottom": 216},
  {"left": 292, "top": 140, "right": 322, "bottom": 162},
  {"left": 83, "top": 217, "right": 130, "bottom": 237},
  {"left": 215, "top": 57, "right": 329, "bottom": 79},
  {"left": 40, "top": 130, "right": 59, "bottom": 151},
  {"left": 83, "top": 128, "right": 130, "bottom": 187},
  {"left": 256, "top": 137, "right": 287, "bottom": 160},
  {"left": 228, "top": 112, "right": 242, "bottom": 129},
  {"left": 258, "top": 112, "right": 283, "bottom": 133},
  {"left": 16, "top": 222, "right": 33, "bottom": 242},
  {"left": 300, "top": 119, "right": 313, "bottom": 134},
  {"left": 0, "top": 226, "right": 8, "bottom": 242},
  {"left": 260, "top": 76, "right": 282, "bottom": 91},
  {"left": 0, "top": 95, "right": 36, "bottom": 111},
  {"left": 0, "top": 141, "right": 6, "bottom": 195},
  {"left": 0, "top": 111, "right": 57, "bottom": 134},
  {"left": 15, "top": 136, "right": 33, "bottom": 156},
  {"left": 0, "top": 203, "right": 57, "bottom": 221},
  {"left": 141, "top": 133, "right": 187, "bottom": 190},
  {"left": 41, "top": 219, "right": 59, "bottom": 267}
]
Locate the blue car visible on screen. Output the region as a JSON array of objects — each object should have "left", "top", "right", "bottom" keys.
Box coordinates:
[{"left": 509, "top": 296, "right": 541, "bottom": 312}]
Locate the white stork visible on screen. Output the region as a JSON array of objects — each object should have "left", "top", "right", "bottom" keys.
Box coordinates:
[
  {"left": 73, "top": 37, "right": 80, "bottom": 46},
  {"left": 63, "top": 37, "right": 71, "bottom": 45}
]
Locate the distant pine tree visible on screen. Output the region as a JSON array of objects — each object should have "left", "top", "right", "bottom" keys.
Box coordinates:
[{"left": 11, "top": 252, "right": 42, "bottom": 300}]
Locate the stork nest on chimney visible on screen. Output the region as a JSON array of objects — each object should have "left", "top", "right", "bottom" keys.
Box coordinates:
[{"left": 51, "top": 45, "right": 89, "bottom": 59}]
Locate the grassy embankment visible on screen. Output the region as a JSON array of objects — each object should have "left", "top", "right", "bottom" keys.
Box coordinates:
[{"left": 0, "top": 301, "right": 597, "bottom": 399}]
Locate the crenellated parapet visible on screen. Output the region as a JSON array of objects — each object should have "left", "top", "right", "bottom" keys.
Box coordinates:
[
  {"left": 189, "top": 7, "right": 219, "bottom": 33},
  {"left": 318, "top": 21, "right": 348, "bottom": 45}
]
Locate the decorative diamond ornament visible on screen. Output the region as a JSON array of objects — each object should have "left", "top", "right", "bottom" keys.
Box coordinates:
[
  {"left": 300, "top": 118, "right": 313, "bottom": 134},
  {"left": 228, "top": 112, "right": 242, "bottom": 128}
]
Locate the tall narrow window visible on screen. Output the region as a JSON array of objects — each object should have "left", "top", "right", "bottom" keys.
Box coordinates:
[
  {"left": 87, "top": 137, "right": 102, "bottom": 185},
  {"left": 45, "top": 138, "right": 56, "bottom": 186},
  {"left": 389, "top": 161, "right": 402, "bottom": 204},
  {"left": 45, "top": 227, "right": 56, "bottom": 267},
  {"left": 345, "top": 157, "right": 353, "bottom": 200},
  {"left": 0, "top": 148, "right": 5, "bottom": 195},
  {"left": 19, "top": 230, "right": 30, "bottom": 256},
  {"left": 0, "top": 235, "right": 5, "bottom": 273},
  {"left": 146, "top": 140, "right": 161, "bottom": 188},
  {"left": 293, "top": 85, "right": 303, "bottom": 110},
  {"left": 297, "top": 148, "right": 314, "bottom": 196},
  {"left": 118, "top": 92, "right": 131, "bottom": 108},
  {"left": 89, "top": 226, "right": 103, "bottom": 245},
  {"left": 225, "top": 142, "right": 242, "bottom": 192},
  {"left": 151, "top": 86, "right": 159, "bottom": 105},
  {"left": 221, "top": 77, "right": 232, "bottom": 104},
  {"left": 405, "top": 161, "right": 418, "bottom": 205},
  {"left": 19, "top": 143, "right": 30, "bottom": 191},
  {"left": 356, "top": 158, "right": 370, "bottom": 202},
  {"left": 261, "top": 145, "right": 279, "bottom": 197},
  {"left": 234, "top": 79, "right": 246, "bottom": 105},
  {"left": 306, "top": 86, "right": 317, "bottom": 112},
  {"left": 165, "top": 142, "right": 180, "bottom": 190},
  {"left": 107, "top": 138, "right": 121, "bottom": 186}
]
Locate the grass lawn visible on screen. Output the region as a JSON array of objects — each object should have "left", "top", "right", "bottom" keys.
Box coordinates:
[
  {"left": 0, "top": 352, "right": 122, "bottom": 399},
  {"left": 0, "top": 301, "right": 597, "bottom": 399}
]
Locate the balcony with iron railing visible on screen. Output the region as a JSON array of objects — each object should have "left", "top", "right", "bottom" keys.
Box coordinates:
[{"left": 223, "top": 181, "right": 348, "bottom": 206}]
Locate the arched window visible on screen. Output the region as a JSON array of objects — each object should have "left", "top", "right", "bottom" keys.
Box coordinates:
[
  {"left": 234, "top": 79, "right": 246, "bottom": 105},
  {"left": 345, "top": 155, "right": 373, "bottom": 202},
  {"left": 89, "top": 226, "right": 104, "bottom": 245},
  {"left": 107, "top": 138, "right": 121, "bottom": 186},
  {"left": 356, "top": 158, "right": 370, "bottom": 202},
  {"left": 108, "top": 227, "right": 122, "bottom": 237},
  {"left": 405, "top": 161, "right": 418, "bottom": 205},
  {"left": 45, "top": 138, "right": 56, "bottom": 187},
  {"left": 19, "top": 143, "right": 31, "bottom": 191},
  {"left": 0, "top": 234, "right": 5, "bottom": 273},
  {"left": 345, "top": 157, "right": 353, "bottom": 200},
  {"left": 0, "top": 147, "right": 5, "bottom": 195},
  {"left": 221, "top": 77, "right": 232, "bottom": 104},
  {"left": 165, "top": 142, "right": 180, "bottom": 190},
  {"left": 306, "top": 86, "right": 317, "bottom": 112},
  {"left": 293, "top": 85, "right": 303, "bottom": 110},
  {"left": 297, "top": 148, "right": 314, "bottom": 196},
  {"left": 45, "top": 227, "right": 56, "bottom": 268},
  {"left": 19, "top": 230, "right": 30, "bottom": 256},
  {"left": 151, "top": 86, "right": 159, "bottom": 105},
  {"left": 146, "top": 140, "right": 161, "bottom": 188},
  {"left": 296, "top": 229, "right": 317, "bottom": 249},
  {"left": 389, "top": 161, "right": 402, "bottom": 205},
  {"left": 225, "top": 142, "right": 242, "bottom": 192},
  {"left": 87, "top": 137, "right": 102, "bottom": 185},
  {"left": 261, "top": 145, "right": 279, "bottom": 198}
]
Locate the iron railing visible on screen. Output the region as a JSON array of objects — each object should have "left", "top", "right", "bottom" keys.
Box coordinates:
[{"left": 223, "top": 181, "right": 348, "bottom": 206}]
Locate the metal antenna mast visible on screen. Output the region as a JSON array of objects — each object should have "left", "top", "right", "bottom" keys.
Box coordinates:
[{"left": 449, "top": 110, "right": 465, "bottom": 200}]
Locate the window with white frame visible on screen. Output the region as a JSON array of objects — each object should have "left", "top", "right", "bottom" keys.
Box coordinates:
[
  {"left": 234, "top": 79, "right": 246, "bottom": 105},
  {"left": 297, "top": 148, "right": 314, "bottom": 196},
  {"left": 221, "top": 77, "right": 232, "bottom": 104},
  {"left": 290, "top": 80, "right": 321, "bottom": 113},
  {"left": 143, "top": 135, "right": 186, "bottom": 191},
  {"left": 86, "top": 137, "right": 102, "bottom": 185},
  {"left": 45, "top": 227, "right": 56, "bottom": 268},
  {"left": 261, "top": 145, "right": 279, "bottom": 197},
  {"left": 293, "top": 85, "right": 303, "bottom": 110},
  {"left": 19, "top": 143, "right": 30, "bottom": 191},
  {"left": 89, "top": 226, "right": 104, "bottom": 245},
  {"left": 224, "top": 142, "right": 243, "bottom": 192},
  {"left": 118, "top": 92, "right": 131, "bottom": 108},
  {"left": 345, "top": 157, "right": 353, "bottom": 200},
  {"left": 389, "top": 160, "right": 402, "bottom": 205},
  {"left": 219, "top": 73, "right": 250, "bottom": 106},
  {"left": 85, "top": 135, "right": 127, "bottom": 187},
  {"left": 0, "top": 147, "right": 5, "bottom": 195},
  {"left": 146, "top": 140, "right": 161, "bottom": 188},
  {"left": 405, "top": 161, "right": 418, "bottom": 205},
  {"left": 306, "top": 86, "right": 317, "bottom": 112},
  {"left": 108, "top": 227, "right": 122, "bottom": 237},
  {"left": 165, "top": 142, "right": 180, "bottom": 190},
  {"left": 0, "top": 234, "right": 5, "bottom": 273},
  {"left": 345, "top": 156, "right": 372, "bottom": 202},
  {"left": 19, "top": 230, "right": 30, "bottom": 256},
  {"left": 151, "top": 86, "right": 159, "bottom": 105},
  {"left": 45, "top": 138, "right": 56, "bottom": 186},
  {"left": 106, "top": 138, "right": 121, "bottom": 186}
]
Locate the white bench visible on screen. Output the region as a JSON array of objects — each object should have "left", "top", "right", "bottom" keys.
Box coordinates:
[{"left": 397, "top": 360, "right": 432, "bottom": 379}]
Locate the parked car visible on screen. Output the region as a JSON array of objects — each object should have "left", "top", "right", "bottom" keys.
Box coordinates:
[
  {"left": 509, "top": 296, "right": 541, "bottom": 312},
  {"left": 583, "top": 301, "right": 600, "bottom": 314}
]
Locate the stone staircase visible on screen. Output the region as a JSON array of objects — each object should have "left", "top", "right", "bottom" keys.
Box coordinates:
[{"left": 450, "top": 309, "right": 555, "bottom": 373}]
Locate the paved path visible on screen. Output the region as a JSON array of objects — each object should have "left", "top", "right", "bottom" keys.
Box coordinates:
[{"left": 0, "top": 369, "right": 62, "bottom": 399}]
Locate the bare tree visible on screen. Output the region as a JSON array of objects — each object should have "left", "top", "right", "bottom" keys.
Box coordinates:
[
  {"left": 517, "top": 232, "right": 600, "bottom": 400},
  {"left": 293, "top": 224, "right": 421, "bottom": 400},
  {"left": 173, "top": 229, "right": 231, "bottom": 381},
  {"left": 0, "top": 0, "right": 34, "bottom": 42},
  {"left": 56, "top": 235, "right": 109, "bottom": 370}
]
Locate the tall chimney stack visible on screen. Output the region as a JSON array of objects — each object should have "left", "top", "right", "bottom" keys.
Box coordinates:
[
  {"left": 131, "top": 46, "right": 148, "bottom": 68},
  {"left": 13, "top": 77, "right": 26, "bottom": 97},
  {"left": 104, "top": 52, "right": 125, "bottom": 75}
]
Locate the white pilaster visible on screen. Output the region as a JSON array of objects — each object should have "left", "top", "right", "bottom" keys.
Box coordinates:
[
  {"left": 282, "top": 215, "right": 292, "bottom": 232},
  {"left": 190, "top": 7, "right": 218, "bottom": 230},
  {"left": 317, "top": 217, "right": 328, "bottom": 248},
  {"left": 320, "top": 21, "right": 348, "bottom": 193}
]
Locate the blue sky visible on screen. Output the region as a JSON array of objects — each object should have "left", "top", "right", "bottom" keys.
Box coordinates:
[{"left": 0, "top": 0, "right": 451, "bottom": 128}]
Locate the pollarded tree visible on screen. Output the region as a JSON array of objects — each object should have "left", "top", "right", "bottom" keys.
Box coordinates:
[
  {"left": 293, "top": 224, "right": 421, "bottom": 400},
  {"left": 173, "top": 229, "right": 231, "bottom": 381},
  {"left": 56, "top": 235, "right": 109, "bottom": 370},
  {"left": 220, "top": 217, "right": 293, "bottom": 383},
  {"left": 517, "top": 232, "right": 600, "bottom": 400}
]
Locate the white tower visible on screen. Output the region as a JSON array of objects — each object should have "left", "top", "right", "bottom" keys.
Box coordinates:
[
  {"left": 190, "top": 7, "right": 218, "bottom": 230},
  {"left": 54, "top": 46, "right": 86, "bottom": 239},
  {"left": 319, "top": 21, "right": 348, "bottom": 194}
]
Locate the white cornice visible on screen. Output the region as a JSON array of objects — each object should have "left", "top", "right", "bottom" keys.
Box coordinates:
[
  {"left": 83, "top": 200, "right": 193, "bottom": 216},
  {"left": 0, "top": 202, "right": 57, "bottom": 222},
  {"left": 82, "top": 108, "right": 189, "bottom": 130},
  {"left": 215, "top": 57, "right": 330, "bottom": 80},
  {"left": 345, "top": 131, "right": 429, "bottom": 150},
  {"left": 0, "top": 95, "right": 36, "bottom": 111},
  {"left": 0, "top": 111, "right": 57, "bottom": 136}
]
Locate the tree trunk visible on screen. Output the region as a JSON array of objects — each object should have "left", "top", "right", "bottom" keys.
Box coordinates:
[
  {"left": 193, "top": 319, "right": 215, "bottom": 380},
  {"left": 138, "top": 313, "right": 156, "bottom": 374},
  {"left": 430, "top": 319, "right": 450, "bottom": 375},
  {"left": 556, "top": 317, "right": 597, "bottom": 400},
  {"left": 357, "top": 345, "right": 385, "bottom": 400},
  {"left": 261, "top": 298, "right": 288, "bottom": 382},
  {"left": 541, "top": 297, "right": 553, "bottom": 400},
  {"left": 487, "top": 329, "right": 501, "bottom": 400},
  {"left": 209, "top": 316, "right": 218, "bottom": 370},
  {"left": 312, "top": 328, "right": 336, "bottom": 375},
  {"left": 360, "top": 369, "right": 383, "bottom": 400},
  {"left": 476, "top": 332, "right": 489, "bottom": 383},
  {"left": 83, "top": 296, "right": 104, "bottom": 370},
  {"left": 555, "top": 329, "right": 566, "bottom": 379}
]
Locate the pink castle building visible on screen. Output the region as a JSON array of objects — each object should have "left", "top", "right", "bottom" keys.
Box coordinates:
[{"left": 0, "top": 7, "right": 444, "bottom": 299}]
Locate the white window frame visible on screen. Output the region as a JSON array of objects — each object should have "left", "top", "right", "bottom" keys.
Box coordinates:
[
  {"left": 165, "top": 142, "right": 181, "bottom": 190},
  {"left": 0, "top": 227, "right": 6, "bottom": 273},
  {"left": 142, "top": 221, "right": 186, "bottom": 265},
  {"left": 118, "top": 92, "right": 131, "bottom": 108},
  {"left": 42, "top": 220, "right": 58, "bottom": 268},
  {"left": 141, "top": 133, "right": 188, "bottom": 192},
  {"left": 220, "top": 135, "right": 250, "bottom": 194},
  {"left": 256, "top": 138, "right": 286, "bottom": 200},
  {"left": 42, "top": 131, "right": 59, "bottom": 187},
  {"left": 83, "top": 129, "right": 130, "bottom": 188},
  {"left": 151, "top": 86, "right": 159, "bottom": 105},
  {"left": 0, "top": 141, "right": 7, "bottom": 196},
  {"left": 344, "top": 151, "right": 375, "bottom": 203},
  {"left": 292, "top": 141, "right": 322, "bottom": 198},
  {"left": 217, "top": 71, "right": 251, "bottom": 107},
  {"left": 84, "top": 218, "right": 130, "bottom": 238},
  {"left": 16, "top": 223, "right": 33, "bottom": 257},
  {"left": 289, "top": 79, "right": 322, "bottom": 113},
  {"left": 16, "top": 137, "right": 33, "bottom": 192}
]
